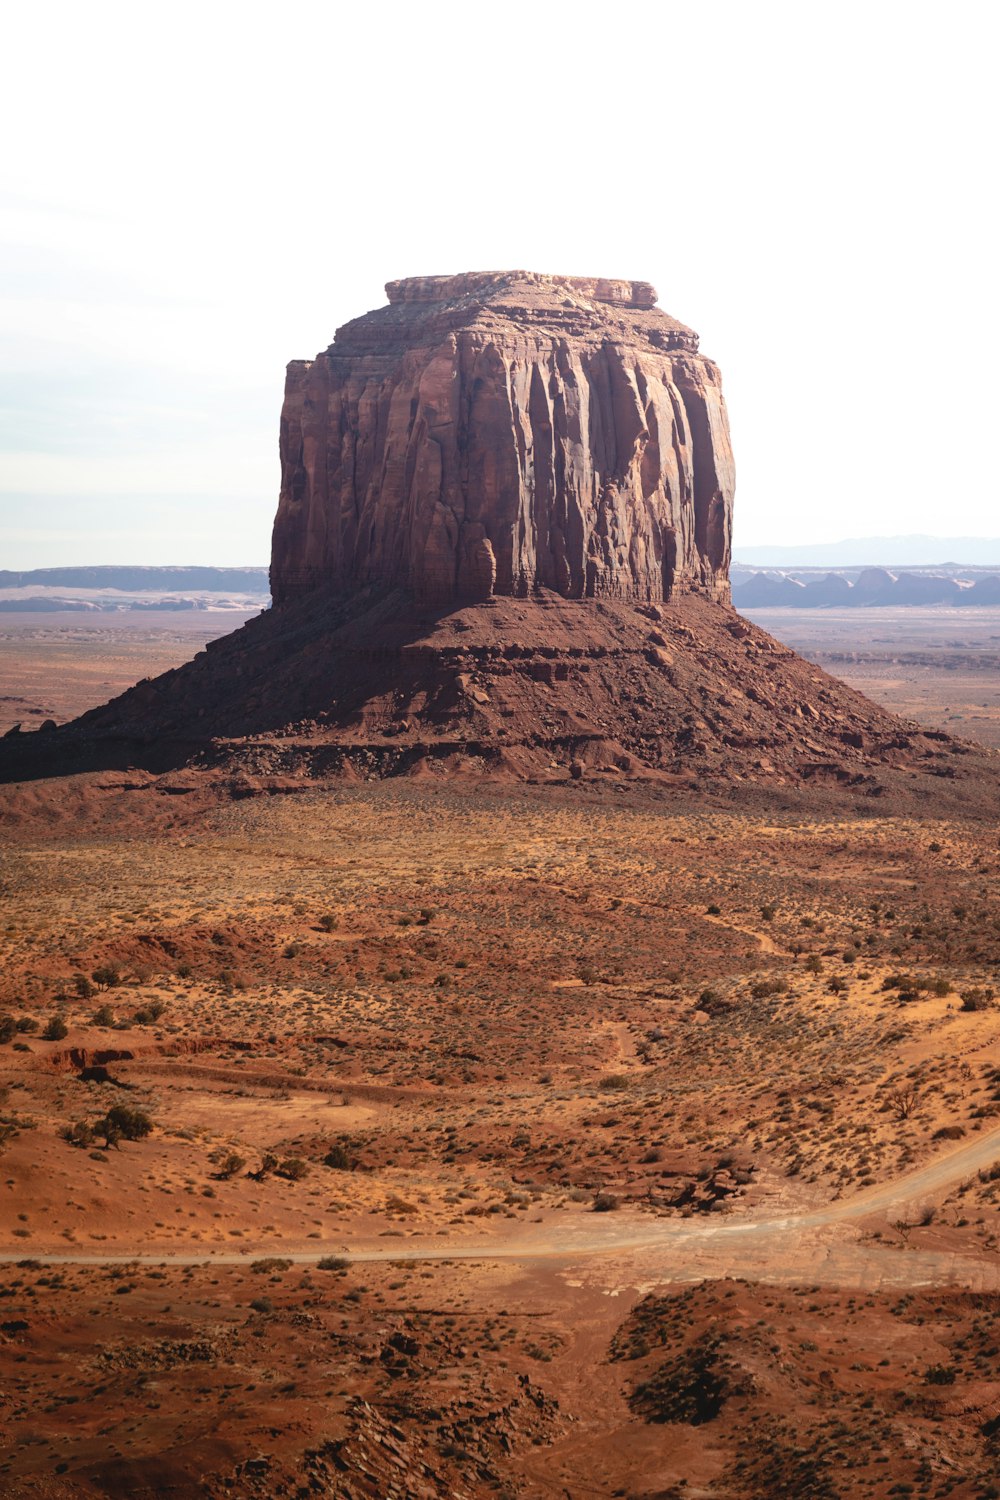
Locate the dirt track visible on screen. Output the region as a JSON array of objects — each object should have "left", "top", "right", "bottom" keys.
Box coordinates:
[{"left": 7, "top": 1121, "right": 998, "bottom": 1288}]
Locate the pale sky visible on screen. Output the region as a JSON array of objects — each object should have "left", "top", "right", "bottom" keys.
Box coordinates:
[{"left": 1, "top": 0, "right": 996, "bottom": 568}]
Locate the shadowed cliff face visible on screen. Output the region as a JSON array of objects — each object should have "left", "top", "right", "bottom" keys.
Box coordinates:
[{"left": 270, "top": 272, "right": 734, "bottom": 608}]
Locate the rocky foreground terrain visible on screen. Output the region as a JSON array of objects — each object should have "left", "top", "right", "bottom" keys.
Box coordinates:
[
  {"left": 3, "top": 782, "right": 1000, "bottom": 1498},
  {"left": 3, "top": 274, "right": 1000, "bottom": 1497}
]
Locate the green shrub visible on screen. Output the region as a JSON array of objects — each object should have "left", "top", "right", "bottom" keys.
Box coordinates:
[
  {"left": 277, "top": 1157, "right": 308, "bottom": 1181},
  {"left": 95, "top": 1105, "right": 154, "bottom": 1148},
  {"left": 42, "top": 1015, "right": 68, "bottom": 1042},
  {"left": 961, "top": 988, "right": 995, "bottom": 1012}
]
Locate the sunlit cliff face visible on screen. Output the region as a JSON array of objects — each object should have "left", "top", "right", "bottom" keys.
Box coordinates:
[{"left": 270, "top": 272, "right": 734, "bottom": 609}]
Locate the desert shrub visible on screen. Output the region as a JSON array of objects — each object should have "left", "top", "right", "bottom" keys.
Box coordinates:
[
  {"left": 92, "top": 1004, "right": 116, "bottom": 1027},
  {"left": 749, "top": 978, "right": 788, "bottom": 999},
  {"left": 961, "top": 988, "right": 995, "bottom": 1012},
  {"left": 883, "top": 972, "right": 952, "bottom": 1000},
  {"left": 804, "top": 955, "right": 823, "bottom": 974},
  {"left": 133, "top": 999, "right": 166, "bottom": 1024},
  {"left": 73, "top": 974, "right": 95, "bottom": 1000},
  {"left": 933, "top": 1124, "right": 965, "bottom": 1140},
  {"left": 250, "top": 1257, "right": 291, "bottom": 1273},
  {"left": 599, "top": 1074, "right": 629, "bottom": 1092},
  {"left": 15, "top": 1017, "right": 37, "bottom": 1034},
  {"left": 316, "top": 1255, "right": 350, "bottom": 1271},
  {"left": 283, "top": 942, "right": 302, "bottom": 959},
  {"left": 706, "top": 904, "right": 721, "bottom": 916},
  {"left": 96, "top": 1105, "right": 154, "bottom": 1148},
  {"left": 61, "top": 1121, "right": 95, "bottom": 1148},
  {"left": 696, "top": 988, "right": 734, "bottom": 1018},
  {"left": 249, "top": 1296, "right": 273, "bottom": 1313},
  {"left": 250, "top": 1152, "right": 278, "bottom": 1180},
  {"left": 91, "top": 964, "right": 122, "bottom": 991},
  {"left": 0, "top": 1014, "right": 15, "bottom": 1045},
  {"left": 277, "top": 1157, "right": 308, "bottom": 1181},
  {"left": 593, "top": 1191, "right": 620, "bottom": 1212},
  {"left": 760, "top": 903, "right": 777, "bottom": 922},
  {"left": 324, "top": 1143, "right": 352, "bottom": 1170},
  {"left": 924, "top": 1364, "right": 957, "bottom": 1385},
  {"left": 215, "top": 1152, "right": 246, "bottom": 1179},
  {"left": 42, "top": 1015, "right": 68, "bottom": 1042},
  {"left": 827, "top": 976, "right": 848, "bottom": 995},
  {"left": 318, "top": 913, "right": 337, "bottom": 932}
]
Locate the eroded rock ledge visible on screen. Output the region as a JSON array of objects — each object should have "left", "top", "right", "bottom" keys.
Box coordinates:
[{"left": 271, "top": 271, "right": 734, "bottom": 608}]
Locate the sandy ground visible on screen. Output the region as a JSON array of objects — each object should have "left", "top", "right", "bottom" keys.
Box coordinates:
[{"left": 4, "top": 771, "right": 1000, "bottom": 1496}]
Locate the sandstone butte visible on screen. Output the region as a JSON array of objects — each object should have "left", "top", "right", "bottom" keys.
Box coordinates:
[
  {"left": 270, "top": 271, "right": 734, "bottom": 610},
  {"left": 0, "top": 271, "right": 990, "bottom": 805}
]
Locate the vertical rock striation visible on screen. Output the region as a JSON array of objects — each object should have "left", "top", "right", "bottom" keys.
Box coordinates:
[{"left": 270, "top": 271, "right": 735, "bottom": 609}]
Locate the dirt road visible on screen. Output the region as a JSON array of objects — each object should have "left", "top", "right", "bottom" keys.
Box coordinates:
[{"left": 3, "top": 1122, "right": 998, "bottom": 1289}]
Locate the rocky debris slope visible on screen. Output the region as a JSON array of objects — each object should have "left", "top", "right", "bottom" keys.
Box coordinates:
[
  {"left": 271, "top": 271, "right": 733, "bottom": 608},
  {"left": 3, "top": 588, "right": 989, "bottom": 807}
]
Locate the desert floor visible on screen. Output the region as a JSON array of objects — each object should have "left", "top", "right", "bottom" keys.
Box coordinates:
[
  {"left": 3, "top": 765, "right": 1000, "bottom": 1497},
  {"left": 746, "top": 605, "right": 1000, "bottom": 749},
  {"left": 0, "top": 613, "right": 258, "bottom": 734}
]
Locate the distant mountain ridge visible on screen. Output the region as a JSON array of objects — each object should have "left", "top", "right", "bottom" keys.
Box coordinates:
[
  {"left": 733, "top": 535, "right": 1000, "bottom": 567},
  {"left": 733, "top": 565, "right": 1000, "bottom": 610},
  {"left": 0, "top": 566, "right": 270, "bottom": 592}
]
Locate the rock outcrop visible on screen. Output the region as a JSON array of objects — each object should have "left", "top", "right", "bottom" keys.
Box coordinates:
[{"left": 270, "top": 271, "right": 734, "bottom": 609}]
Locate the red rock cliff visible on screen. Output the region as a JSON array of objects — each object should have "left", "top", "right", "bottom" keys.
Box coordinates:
[{"left": 270, "top": 271, "right": 734, "bottom": 608}]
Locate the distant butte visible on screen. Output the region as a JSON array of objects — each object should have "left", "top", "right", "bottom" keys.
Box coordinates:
[{"left": 0, "top": 273, "right": 991, "bottom": 806}]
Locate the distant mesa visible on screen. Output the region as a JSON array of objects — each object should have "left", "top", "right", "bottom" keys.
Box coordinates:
[
  {"left": 732, "top": 566, "right": 1000, "bottom": 609},
  {"left": 0, "top": 273, "right": 991, "bottom": 802},
  {"left": 0, "top": 566, "right": 271, "bottom": 614}
]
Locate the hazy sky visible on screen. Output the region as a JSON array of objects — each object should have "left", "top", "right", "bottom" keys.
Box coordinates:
[{"left": 2, "top": 1, "right": 996, "bottom": 567}]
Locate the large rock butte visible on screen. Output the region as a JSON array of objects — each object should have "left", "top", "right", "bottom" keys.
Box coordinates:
[
  {"left": 0, "top": 270, "right": 987, "bottom": 809},
  {"left": 270, "top": 271, "right": 734, "bottom": 609}
]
